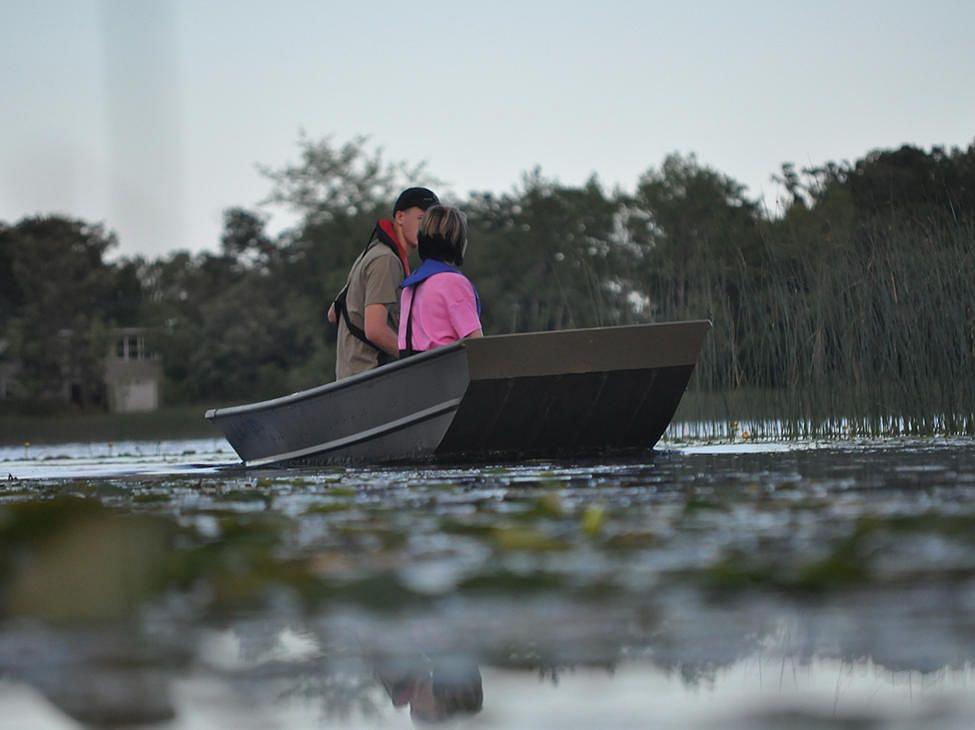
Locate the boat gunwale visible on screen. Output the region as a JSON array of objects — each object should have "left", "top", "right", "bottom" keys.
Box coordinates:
[
  {"left": 465, "top": 319, "right": 712, "bottom": 343},
  {"left": 205, "top": 342, "right": 464, "bottom": 420}
]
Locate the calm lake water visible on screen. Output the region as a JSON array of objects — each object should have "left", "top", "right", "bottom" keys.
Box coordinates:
[{"left": 1, "top": 436, "right": 974, "bottom": 728}]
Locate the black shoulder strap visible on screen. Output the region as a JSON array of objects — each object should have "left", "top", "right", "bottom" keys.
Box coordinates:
[
  {"left": 333, "top": 284, "right": 367, "bottom": 344},
  {"left": 399, "top": 281, "right": 423, "bottom": 359}
]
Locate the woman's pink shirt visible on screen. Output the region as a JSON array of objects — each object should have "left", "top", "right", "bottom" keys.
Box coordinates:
[{"left": 397, "top": 272, "right": 481, "bottom": 352}]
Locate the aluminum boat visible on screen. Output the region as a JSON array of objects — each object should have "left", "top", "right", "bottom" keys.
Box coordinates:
[{"left": 205, "top": 320, "right": 711, "bottom": 466}]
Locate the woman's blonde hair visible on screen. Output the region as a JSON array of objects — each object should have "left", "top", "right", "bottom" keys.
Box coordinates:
[{"left": 418, "top": 205, "right": 468, "bottom": 265}]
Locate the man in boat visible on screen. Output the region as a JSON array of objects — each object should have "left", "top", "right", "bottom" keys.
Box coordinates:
[{"left": 328, "top": 187, "right": 440, "bottom": 379}]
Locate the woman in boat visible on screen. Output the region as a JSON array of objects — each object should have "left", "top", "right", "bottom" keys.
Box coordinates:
[{"left": 398, "top": 205, "right": 482, "bottom": 357}]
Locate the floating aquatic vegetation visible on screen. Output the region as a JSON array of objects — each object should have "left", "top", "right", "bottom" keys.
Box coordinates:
[{"left": 0, "top": 439, "right": 974, "bottom": 725}]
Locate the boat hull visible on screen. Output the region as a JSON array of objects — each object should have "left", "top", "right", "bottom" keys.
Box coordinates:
[{"left": 205, "top": 321, "right": 710, "bottom": 466}]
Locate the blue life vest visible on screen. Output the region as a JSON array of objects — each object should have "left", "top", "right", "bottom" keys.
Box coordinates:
[{"left": 401, "top": 259, "right": 481, "bottom": 315}]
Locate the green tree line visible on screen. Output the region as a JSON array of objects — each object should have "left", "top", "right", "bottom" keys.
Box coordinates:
[{"left": 2, "top": 137, "right": 973, "bottom": 433}]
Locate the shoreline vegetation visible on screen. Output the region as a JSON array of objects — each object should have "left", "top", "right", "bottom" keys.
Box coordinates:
[
  {"left": 670, "top": 389, "right": 974, "bottom": 440},
  {"left": 0, "top": 405, "right": 219, "bottom": 446},
  {"left": 2, "top": 137, "right": 973, "bottom": 440}
]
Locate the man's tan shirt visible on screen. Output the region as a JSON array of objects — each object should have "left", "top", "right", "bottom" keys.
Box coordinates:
[{"left": 335, "top": 241, "right": 404, "bottom": 380}]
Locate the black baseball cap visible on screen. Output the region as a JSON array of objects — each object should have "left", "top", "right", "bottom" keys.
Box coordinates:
[{"left": 393, "top": 187, "right": 440, "bottom": 213}]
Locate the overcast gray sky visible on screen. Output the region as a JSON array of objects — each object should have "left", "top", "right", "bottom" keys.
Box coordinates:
[{"left": 2, "top": 0, "right": 973, "bottom": 258}]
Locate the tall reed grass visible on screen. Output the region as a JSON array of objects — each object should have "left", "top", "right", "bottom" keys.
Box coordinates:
[{"left": 656, "top": 217, "right": 975, "bottom": 438}]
